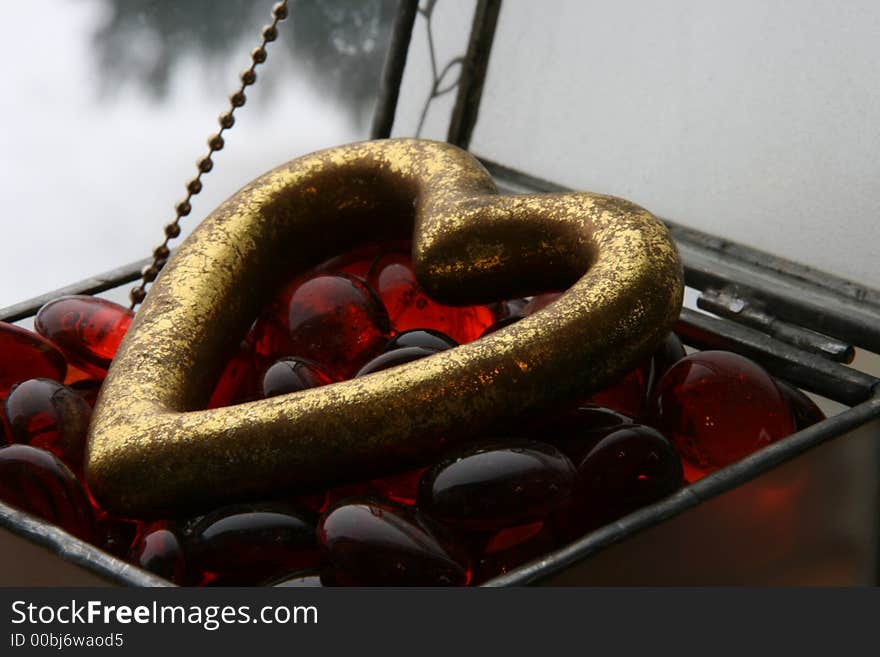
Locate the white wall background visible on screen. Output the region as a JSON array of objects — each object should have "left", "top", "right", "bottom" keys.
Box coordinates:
[{"left": 397, "top": 0, "right": 880, "bottom": 289}]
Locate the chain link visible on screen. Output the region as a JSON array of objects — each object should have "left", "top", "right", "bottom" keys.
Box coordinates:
[{"left": 129, "top": 0, "right": 290, "bottom": 309}]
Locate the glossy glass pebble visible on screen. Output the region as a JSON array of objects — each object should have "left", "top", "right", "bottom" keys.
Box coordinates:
[
  {"left": 480, "top": 315, "right": 522, "bottom": 336},
  {"left": 4, "top": 378, "right": 92, "bottom": 471},
  {"left": 776, "top": 379, "right": 826, "bottom": 430},
  {"left": 67, "top": 378, "right": 103, "bottom": 407},
  {"left": 370, "top": 467, "right": 427, "bottom": 505},
  {"left": 0, "top": 321, "right": 67, "bottom": 399},
  {"left": 207, "top": 342, "right": 260, "bottom": 409},
  {"left": 34, "top": 295, "right": 132, "bottom": 377},
  {"left": 647, "top": 332, "right": 687, "bottom": 394},
  {"left": 95, "top": 513, "right": 140, "bottom": 559},
  {"left": 418, "top": 442, "right": 577, "bottom": 532},
  {"left": 384, "top": 328, "right": 458, "bottom": 352},
  {"left": 473, "top": 521, "right": 558, "bottom": 584},
  {"left": 314, "top": 241, "right": 403, "bottom": 280},
  {"left": 576, "top": 425, "right": 683, "bottom": 520},
  {"left": 0, "top": 444, "right": 93, "bottom": 541},
  {"left": 355, "top": 346, "right": 437, "bottom": 377},
  {"left": 294, "top": 482, "right": 375, "bottom": 515},
  {"left": 287, "top": 274, "right": 391, "bottom": 378},
  {"left": 318, "top": 498, "right": 470, "bottom": 586},
  {"left": 546, "top": 404, "right": 634, "bottom": 462},
  {"left": 651, "top": 351, "right": 795, "bottom": 471},
  {"left": 129, "top": 523, "right": 187, "bottom": 584},
  {"left": 262, "top": 357, "right": 333, "bottom": 398},
  {"left": 189, "top": 502, "right": 320, "bottom": 586},
  {"left": 589, "top": 362, "right": 651, "bottom": 420},
  {"left": 368, "top": 252, "right": 493, "bottom": 343}
]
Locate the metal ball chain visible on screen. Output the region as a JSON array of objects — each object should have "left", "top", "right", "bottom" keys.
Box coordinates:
[{"left": 129, "top": 0, "right": 289, "bottom": 309}]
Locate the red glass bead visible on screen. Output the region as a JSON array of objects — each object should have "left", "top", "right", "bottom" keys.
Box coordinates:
[
  {"left": 472, "top": 521, "right": 559, "bottom": 584},
  {"left": 370, "top": 467, "right": 427, "bottom": 505},
  {"left": 0, "top": 444, "right": 94, "bottom": 541},
  {"left": 590, "top": 362, "right": 651, "bottom": 420},
  {"left": 129, "top": 522, "right": 188, "bottom": 584},
  {"left": 207, "top": 342, "right": 260, "bottom": 409},
  {"left": 4, "top": 379, "right": 91, "bottom": 471},
  {"left": 417, "top": 442, "right": 577, "bottom": 532},
  {"left": 247, "top": 314, "right": 294, "bottom": 363},
  {"left": 575, "top": 425, "right": 683, "bottom": 520},
  {"left": 368, "top": 252, "right": 493, "bottom": 343},
  {"left": 95, "top": 513, "right": 140, "bottom": 559},
  {"left": 262, "top": 357, "right": 333, "bottom": 398},
  {"left": 545, "top": 404, "right": 634, "bottom": 463},
  {"left": 0, "top": 322, "right": 67, "bottom": 399},
  {"left": 651, "top": 351, "right": 796, "bottom": 472},
  {"left": 314, "top": 241, "right": 405, "bottom": 280},
  {"left": 776, "top": 379, "right": 826, "bottom": 430},
  {"left": 34, "top": 295, "right": 132, "bottom": 377},
  {"left": 189, "top": 502, "right": 320, "bottom": 586},
  {"left": 384, "top": 328, "right": 458, "bottom": 352},
  {"left": 318, "top": 498, "right": 471, "bottom": 586},
  {"left": 355, "top": 346, "right": 436, "bottom": 377},
  {"left": 294, "top": 482, "right": 375, "bottom": 515},
  {"left": 67, "top": 378, "right": 103, "bottom": 407},
  {"left": 647, "top": 332, "right": 687, "bottom": 394},
  {"left": 287, "top": 274, "right": 391, "bottom": 378}
]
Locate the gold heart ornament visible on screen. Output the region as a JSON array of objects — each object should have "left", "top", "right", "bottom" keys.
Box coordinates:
[{"left": 86, "top": 139, "right": 683, "bottom": 516}]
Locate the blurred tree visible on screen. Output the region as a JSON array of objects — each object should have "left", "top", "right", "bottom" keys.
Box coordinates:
[{"left": 91, "top": 0, "right": 395, "bottom": 126}]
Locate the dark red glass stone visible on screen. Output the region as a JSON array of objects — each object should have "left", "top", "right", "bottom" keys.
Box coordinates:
[
  {"left": 589, "top": 362, "right": 651, "bottom": 420},
  {"left": 4, "top": 378, "right": 92, "bottom": 471},
  {"left": 355, "top": 346, "right": 437, "bottom": 377},
  {"left": 189, "top": 502, "right": 320, "bottom": 585},
  {"left": 0, "top": 322, "right": 67, "bottom": 399},
  {"left": 776, "top": 379, "right": 826, "bottom": 430},
  {"left": 287, "top": 274, "right": 391, "bottom": 378},
  {"left": 314, "top": 241, "right": 403, "bottom": 280},
  {"left": 207, "top": 342, "right": 260, "bottom": 409},
  {"left": 472, "top": 521, "right": 559, "bottom": 584},
  {"left": 0, "top": 444, "right": 94, "bottom": 541},
  {"left": 418, "top": 442, "right": 577, "bottom": 532},
  {"left": 368, "top": 252, "right": 493, "bottom": 343},
  {"left": 384, "top": 328, "right": 458, "bottom": 352},
  {"left": 544, "top": 404, "right": 634, "bottom": 463},
  {"left": 575, "top": 425, "right": 683, "bottom": 520},
  {"left": 647, "top": 332, "right": 687, "bottom": 394},
  {"left": 370, "top": 467, "right": 427, "bottom": 505},
  {"left": 95, "top": 513, "right": 140, "bottom": 559},
  {"left": 651, "top": 350, "right": 795, "bottom": 472},
  {"left": 34, "top": 295, "right": 132, "bottom": 377},
  {"left": 262, "top": 357, "right": 333, "bottom": 398},
  {"left": 318, "top": 498, "right": 471, "bottom": 586},
  {"left": 67, "top": 378, "right": 103, "bottom": 407},
  {"left": 129, "top": 523, "right": 188, "bottom": 584},
  {"left": 294, "top": 482, "right": 375, "bottom": 515}
]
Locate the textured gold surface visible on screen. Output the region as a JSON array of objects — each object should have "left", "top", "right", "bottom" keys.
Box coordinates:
[{"left": 86, "top": 139, "right": 683, "bottom": 516}]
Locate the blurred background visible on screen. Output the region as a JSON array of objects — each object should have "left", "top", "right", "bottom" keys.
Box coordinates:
[{"left": 1, "top": 0, "right": 879, "bottom": 309}]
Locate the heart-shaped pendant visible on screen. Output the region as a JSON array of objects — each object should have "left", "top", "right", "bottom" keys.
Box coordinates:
[{"left": 86, "top": 139, "right": 683, "bottom": 516}]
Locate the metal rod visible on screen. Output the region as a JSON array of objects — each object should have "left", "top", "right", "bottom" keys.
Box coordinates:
[
  {"left": 0, "top": 257, "right": 152, "bottom": 324},
  {"left": 676, "top": 308, "right": 877, "bottom": 406},
  {"left": 370, "top": 0, "right": 419, "bottom": 139},
  {"left": 697, "top": 287, "right": 855, "bottom": 363},
  {"left": 446, "top": 0, "right": 502, "bottom": 148}
]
